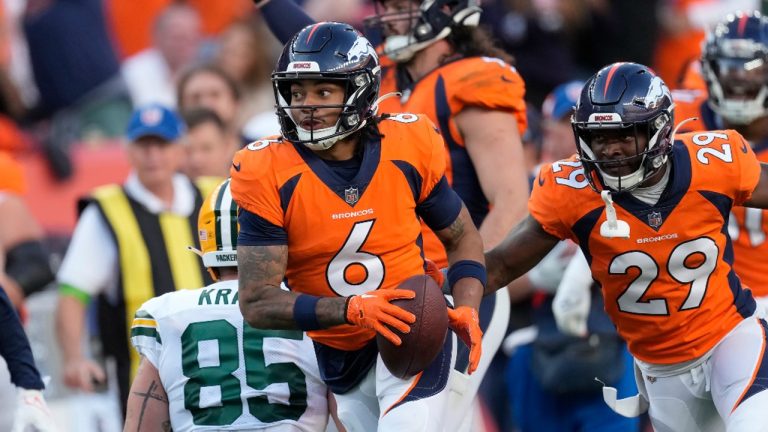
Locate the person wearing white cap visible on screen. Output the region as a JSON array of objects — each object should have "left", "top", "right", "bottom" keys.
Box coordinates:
[{"left": 54, "top": 104, "right": 221, "bottom": 418}]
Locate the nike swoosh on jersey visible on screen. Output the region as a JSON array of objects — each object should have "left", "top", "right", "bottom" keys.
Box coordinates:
[
  {"left": 232, "top": 162, "right": 241, "bottom": 172},
  {"left": 742, "top": 141, "right": 749, "bottom": 153},
  {"left": 538, "top": 171, "right": 545, "bottom": 186},
  {"left": 501, "top": 75, "right": 514, "bottom": 83}
]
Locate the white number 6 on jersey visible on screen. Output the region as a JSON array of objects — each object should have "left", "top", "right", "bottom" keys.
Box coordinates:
[{"left": 327, "top": 220, "right": 385, "bottom": 296}]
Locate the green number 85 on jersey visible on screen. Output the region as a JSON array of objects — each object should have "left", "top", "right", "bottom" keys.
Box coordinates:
[{"left": 181, "top": 320, "right": 308, "bottom": 426}]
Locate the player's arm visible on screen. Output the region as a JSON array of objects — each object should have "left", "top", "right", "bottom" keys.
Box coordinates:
[
  {"left": 743, "top": 163, "right": 768, "bottom": 208},
  {"left": 254, "top": 0, "right": 315, "bottom": 45},
  {"left": 124, "top": 357, "right": 171, "bottom": 432},
  {"left": 421, "top": 178, "right": 486, "bottom": 373},
  {"left": 237, "top": 243, "right": 343, "bottom": 328},
  {"left": 433, "top": 205, "right": 485, "bottom": 311},
  {"left": 455, "top": 107, "right": 530, "bottom": 249},
  {"left": 484, "top": 215, "right": 561, "bottom": 296},
  {"left": 0, "top": 285, "right": 44, "bottom": 390}
]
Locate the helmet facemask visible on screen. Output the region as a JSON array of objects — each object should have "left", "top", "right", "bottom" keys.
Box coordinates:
[
  {"left": 273, "top": 69, "right": 380, "bottom": 151},
  {"left": 704, "top": 52, "right": 768, "bottom": 125},
  {"left": 702, "top": 12, "right": 768, "bottom": 125},
  {"left": 364, "top": 0, "right": 481, "bottom": 63},
  {"left": 574, "top": 110, "right": 673, "bottom": 193}
]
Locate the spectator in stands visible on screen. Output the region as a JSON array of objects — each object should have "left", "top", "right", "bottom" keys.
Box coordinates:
[
  {"left": 181, "top": 107, "right": 237, "bottom": 179},
  {"left": 177, "top": 63, "right": 278, "bottom": 144},
  {"left": 122, "top": 3, "right": 202, "bottom": 108},
  {"left": 23, "top": 0, "right": 133, "bottom": 178},
  {"left": 214, "top": 17, "right": 278, "bottom": 135},
  {"left": 107, "top": 0, "right": 252, "bottom": 60},
  {"left": 55, "top": 105, "right": 219, "bottom": 418}
]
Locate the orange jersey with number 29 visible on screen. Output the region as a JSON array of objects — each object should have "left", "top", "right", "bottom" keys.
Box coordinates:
[{"left": 529, "top": 129, "right": 761, "bottom": 364}]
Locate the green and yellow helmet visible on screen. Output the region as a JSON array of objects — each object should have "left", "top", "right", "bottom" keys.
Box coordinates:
[{"left": 195, "top": 178, "right": 239, "bottom": 274}]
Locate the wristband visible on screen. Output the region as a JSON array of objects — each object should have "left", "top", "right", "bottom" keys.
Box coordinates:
[
  {"left": 447, "top": 260, "right": 487, "bottom": 292},
  {"left": 293, "top": 294, "right": 321, "bottom": 330}
]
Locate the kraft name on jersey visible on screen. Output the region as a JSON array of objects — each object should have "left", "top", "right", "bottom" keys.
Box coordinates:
[{"left": 198, "top": 288, "right": 238, "bottom": 306}]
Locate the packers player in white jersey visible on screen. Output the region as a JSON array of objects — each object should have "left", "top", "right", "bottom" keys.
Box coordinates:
[{"left": 124, "top": 179, "right": 330, "bottom": 431}]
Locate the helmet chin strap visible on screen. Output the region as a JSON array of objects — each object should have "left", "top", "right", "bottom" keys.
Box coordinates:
[
  {"left": 297, "top": 92, "right": 397, "bottom": 150},
  {"left": 373, "top": 92, "right": 401, "bottom": 112},
  {"left": 599, "top": 165, "right": 647, "bottom": 191},
  {"left": 296, "top": 120, "right": 360, "bottom": 151}
]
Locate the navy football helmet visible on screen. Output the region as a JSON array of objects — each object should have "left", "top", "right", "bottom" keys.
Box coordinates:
[
  {"left": 272, "top": 22, "right": 381, "bottom": 150},
  {"left": 702, "top": 11, "right": 768, "bottom": 125},
  {"left": 573, "top": 62, "right": 675, "bottom": 193},
  {"left": 364, "top": 0, "right": 481, "bottom": 62}
]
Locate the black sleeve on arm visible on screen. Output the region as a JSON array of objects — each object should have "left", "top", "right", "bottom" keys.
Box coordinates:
[
  {"left": 0, "top": 287, "right": 44, "bottom": 390},
  {"left": 6, "top": 241, "right": 54, "bottom": 296},
  {"left": 417, "top": 176, "right": 464, "bottom": 231},
  {"left": 261, "top": 0, "right": 316, "bottom": 45},
  {"left": 238, "top": 208, "right": 288, "bottom": 246}
]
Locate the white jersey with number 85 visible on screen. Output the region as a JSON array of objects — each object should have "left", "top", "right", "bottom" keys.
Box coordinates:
[{"left": 131, "top": 280, "right": 329, "bottom": 431}]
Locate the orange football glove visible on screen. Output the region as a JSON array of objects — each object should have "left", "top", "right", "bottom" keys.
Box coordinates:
[
  {"left": 346, "top": 290, "right": 416, "bottom": 346},
  {"left": 424, "top": 259, "right": 445, "bottom": 290},
  {"left": 447, "top": 306, "right": 482, "bottom": 374}
]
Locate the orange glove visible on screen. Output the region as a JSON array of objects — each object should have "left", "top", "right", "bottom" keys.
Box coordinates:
[
  {"left": 346, "top": 290, "right": 416, "bottom": 346},
  {"left": 424, "top": 259, "right": 445, "bottom": 289},
  {"left": 447, "top": 306, "right": 482, "bottom": 374}
]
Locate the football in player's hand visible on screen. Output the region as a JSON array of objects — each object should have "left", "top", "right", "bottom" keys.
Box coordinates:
[{"left": 377, "top": 274, "right": 449, "bottom": 379}]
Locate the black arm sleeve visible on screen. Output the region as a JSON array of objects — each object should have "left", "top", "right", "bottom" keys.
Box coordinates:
[
  {"left": 0, "top": 286, "right": 44, "bottom": 389},
  {"left": 6, "top": 241, "right": 54, "bottom": 297},
  {"left": 261, "top": 0, "right": 316, "bottom": 44},
  {"left": 417, "top": 176, "right": 464, "bottom": 231},
  {"left": 238, "top": 208, "right": 288, "bottom": 246}
]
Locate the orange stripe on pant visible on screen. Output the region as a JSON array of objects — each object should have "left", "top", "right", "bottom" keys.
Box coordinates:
[
  {"left": 383, "top": 372, "right": 423, "bottom": 417},
  {"left": 731, "top": 319, "right": 767, "bottom": 414}
]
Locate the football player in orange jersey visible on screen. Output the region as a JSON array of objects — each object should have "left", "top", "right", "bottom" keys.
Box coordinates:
[
  {"left": 485, "top": 62, "right": 768, "bottom": 431},
  {"left": 674, "top": 11, "right": 768, "bottom": 314},
  {"left": 230, "top": 23, "right": 485, "bottom": 432},
  {"left": 249, "top": 2, "right": 528, "bottom": 427}
]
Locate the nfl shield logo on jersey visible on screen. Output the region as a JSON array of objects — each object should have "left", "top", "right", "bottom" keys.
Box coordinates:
[
  {"left": 344, "top": 187, "right": 359, "bottom": 205},
  {"left": 648, "top": 211, "right": 663, "bottom": 228}
]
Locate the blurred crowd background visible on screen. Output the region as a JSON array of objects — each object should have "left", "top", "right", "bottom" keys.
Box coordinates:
[{"left": 1, "top": 0, "right": 767, "bottom": 430}]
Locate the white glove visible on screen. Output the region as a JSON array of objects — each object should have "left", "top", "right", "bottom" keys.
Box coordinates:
[
  {"left": 11, "top": 389, "right": 57, "bottom": 432},
  {"left": 552, "top": 250, "right": 592, "bottom": 337},
  {"left": 527, "top": 241, "right": 577, "bottom": 293}
]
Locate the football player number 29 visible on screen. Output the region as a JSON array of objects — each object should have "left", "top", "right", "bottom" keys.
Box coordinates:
[
  {"left": 611, "top": 237, "right": 718, "bottom": 315},
  {"left": 181, "top": 321, "right": 307, "bottom": 426}
]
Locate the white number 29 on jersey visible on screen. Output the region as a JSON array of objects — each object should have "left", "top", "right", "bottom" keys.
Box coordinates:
[
  {"left": 691, "top": 132, "right": 734, "bottom": 165},
  {"left": 612, "top": 237, "right": 718, "bottom": 315}
]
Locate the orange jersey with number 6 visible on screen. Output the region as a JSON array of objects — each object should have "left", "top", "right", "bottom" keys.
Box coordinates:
[
  {"left": 230, "top": 114, "right": 448, "bottom": 351},
  {"left": 529, "top": 129, "right": 760, "bottom": 364}
]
